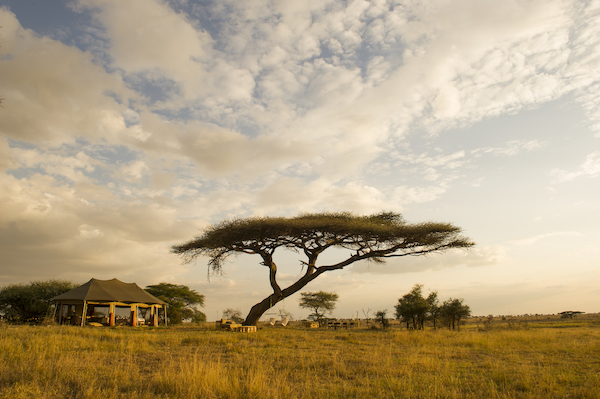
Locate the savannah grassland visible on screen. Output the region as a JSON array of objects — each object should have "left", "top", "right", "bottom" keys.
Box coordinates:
[{"left": 1, "top": 315, "right": 599, "bottom": 399}]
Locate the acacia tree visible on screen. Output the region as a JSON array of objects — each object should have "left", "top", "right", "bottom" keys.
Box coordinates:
[
  {"left": 559, "top": 311, "right": 584, "bottom": 319},
  {"left": 172, "top": 212, "right": 473, "bottom": 326},
  {"left": 299, "top": 291, "right": 338, "bottom": 324}
]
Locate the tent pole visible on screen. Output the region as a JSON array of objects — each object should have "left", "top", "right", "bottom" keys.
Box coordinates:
[
  {"left": 109, "top": 303, "right": 115, "bottom": 326},
  {"left": 164, "top": 305, "right": 167, "bottom": 327},
  {"left": 130, "top": 305, "right": 136, "bottom": 327},
  {"left": 49, "top": 302, "right": 57, "bottom": 324},
  {"left": 81, "top": 301, "right": 87, "bottom": 327}
]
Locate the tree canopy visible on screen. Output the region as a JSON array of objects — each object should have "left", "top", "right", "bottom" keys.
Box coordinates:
[
  {"left": 0, "top": 280, "right": 79, "bottom": 323},
  {"left": 222, "top": 308, "right": 244, "bottom": 323},
  {"left": 144, "top": 283, "right": 205, "bottom": 324},
  {"left": 299, "top": 291, "right": 339, "bottom": 324},
  {"left": 439, "top": 298, "right": 471, "bottom": 330},
  {"left": 559, "top": 311, "right": 584, "bottom": 319},
  {"left": 395, "top": 284, "right": 470, "bottom": 330},
  {"left": 394, "top": 284, "right": 438, "bottom": 330},
  {"left": 172, "top": 211, "right": 473, "bottom": 325},
  {"left": 375, "top": 310, "right": 391, "bottom": 329}
]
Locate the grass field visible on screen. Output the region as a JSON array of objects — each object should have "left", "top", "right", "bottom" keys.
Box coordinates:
[{"left": 1, "top": 315, "right": 599, "bottom": 398}]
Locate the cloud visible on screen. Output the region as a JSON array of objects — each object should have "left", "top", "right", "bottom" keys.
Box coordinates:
[
  {"left": 4, "top": 0, "right": 591, "bottom": 181},
  {"left": 551, "top": 152, "right": 600, "bottom": 182},
  {"left": 472, "top": 140, "right": 543, "bottom": 157},
  {"left": 0, "top": 171, "right": 199, "bottom": 282},
  {"left": 350, "top": 245, "right": 509, "bottom": 275},
  {"left": 509, "top": 231, "right": 584, "bottom": 246},
  {"left": 0, "top": 8, "right": 131, "bottom": 146},
  {"left": 392, "top": 185, "right": 448, "bottom": 205},
  {"left": 73, "top": 0, "right": 216, "bottom": 101},
  {"left": 0, "top": 138, "right": 18, "bottom": 172},
  {"left": 256, "top": 177, "right": 392, "bottom": 215}
]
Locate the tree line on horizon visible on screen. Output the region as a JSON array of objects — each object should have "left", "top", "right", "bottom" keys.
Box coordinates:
[{"left": 298, "top": 286, "right": 471, "bottom": 331}]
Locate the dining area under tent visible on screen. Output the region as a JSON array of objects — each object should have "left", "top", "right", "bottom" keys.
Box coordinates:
[{"left": 51, "top": 278, "right": 167, "bottom": 327}]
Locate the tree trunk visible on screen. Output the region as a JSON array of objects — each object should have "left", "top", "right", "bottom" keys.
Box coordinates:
[
  {"left": 243, "top": 262, "right": 324, "bottom": 326},
  {"left": 244, "top": 293, "right": 283, "bottom": 325}
]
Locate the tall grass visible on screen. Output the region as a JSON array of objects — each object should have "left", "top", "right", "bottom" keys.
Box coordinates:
[{"left": 1, "top": 319, "right": 599, "bottom": 398}]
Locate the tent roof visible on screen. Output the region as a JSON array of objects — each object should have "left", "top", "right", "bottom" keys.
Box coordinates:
[{"left": 52, "top": 278, "right": 166, "bottom": 305}]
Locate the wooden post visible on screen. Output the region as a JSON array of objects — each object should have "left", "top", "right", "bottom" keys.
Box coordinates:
[
  {"left": 57, "top": 303, "right": 63, "bottom": 325},
  {"left": 109, "top": 303, "right": 115, "bottom": 326},
  {"left": 152, "top": 306, "right": 158, "bottom": 327},
  {"left": 81, "top": 301, "right": 87, "bottom": 327},
  {"left": 131, "top": 306, "right": 136, "bottom": 326}
]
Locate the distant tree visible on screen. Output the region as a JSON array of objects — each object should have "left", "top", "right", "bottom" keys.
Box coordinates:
[
  {"left": 375, "top": 309, "right": 390, "bottom": 329},
  {"left": 394, "top": 284, "right": 431, "bottom": 330},
  {"left": 427, "top": 291, "right": 440, "bottom": 330},
  {"left": 222, "top": 308, "right": 244, "bottom": 323},
  {"left": 0, "top": 280, "right": 79, "bottom": 323},
  {"left": 362, "top": 308, "right": 373, "bottom": 327},
  {"left": 144, "top": 283, "right": 205, "bottom": 324},
  {"left": 172, "top": 211, "right": 473, "bottom": 325},
  {"left": 439, "top": 298, "right": 471, "bottom": 330},
  {"left": 482, "top": 314, "right": 494, "bottom": 330},
  {"left": 394, "top": 285, "right": 443, "bottom": 330},
  {"left": 559, "top": 311, "right": 584, "bottom": 319},
  {"left": 299, "top": 291, "right": 339, "bottom": 324}
]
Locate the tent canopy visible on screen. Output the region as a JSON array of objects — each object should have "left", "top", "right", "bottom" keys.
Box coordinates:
[{"left": 52, "top": 278, "right": 166, "bottom": 305}]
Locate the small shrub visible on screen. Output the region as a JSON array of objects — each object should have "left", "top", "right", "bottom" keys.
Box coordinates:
[
  {"left": 481, "top": 315, "right": 494, "bottom": 331},
  {"left": 506, "top": 318, "right": 530, "bottom": 330},
  {"left": 375, "top": 310, "right": 390, "bottom": 330}
]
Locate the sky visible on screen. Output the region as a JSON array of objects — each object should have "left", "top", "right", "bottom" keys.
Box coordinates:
[{"left": 1, "top": 0, "right": 599, "bottom": 322}]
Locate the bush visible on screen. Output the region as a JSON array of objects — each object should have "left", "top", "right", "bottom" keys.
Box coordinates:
[
  {"left": 0, "top": 280, "right": 79, "bottom": 323},
  {"left": 375, "top": 310, "right": 390, "bottom": 329}
]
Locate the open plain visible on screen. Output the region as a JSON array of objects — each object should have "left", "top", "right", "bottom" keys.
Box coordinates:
[{"left": 1, "top": 315, "right": 599, "bottom": 399}]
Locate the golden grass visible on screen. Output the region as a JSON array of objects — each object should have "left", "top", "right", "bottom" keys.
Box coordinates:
[{"left": 1, "top": 317, "right": 599, "bottom": 398}]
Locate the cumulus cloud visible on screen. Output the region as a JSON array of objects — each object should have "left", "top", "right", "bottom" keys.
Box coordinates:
[
  {"left": 0, "top": 8, "right": 131, "bottom": 146},
  {"left": 0, "top": 171, "right": 198, "bottom": 282},
  {"left": 73, "top": 0, "right": 216, "bottom": 101}
]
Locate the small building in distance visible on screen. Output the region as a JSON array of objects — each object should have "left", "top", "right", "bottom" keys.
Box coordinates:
[{"left": 51, "top": 278, "right": 167, "bottom": 327}]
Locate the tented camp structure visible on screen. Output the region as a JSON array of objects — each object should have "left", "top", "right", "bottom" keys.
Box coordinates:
[{"left": 51, "top": 278, "right": 167, "bottom": 327}]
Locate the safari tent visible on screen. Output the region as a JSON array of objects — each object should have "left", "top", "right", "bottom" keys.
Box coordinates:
[{"left": 51, "top": 278, "right": 167, "bottom": 327}]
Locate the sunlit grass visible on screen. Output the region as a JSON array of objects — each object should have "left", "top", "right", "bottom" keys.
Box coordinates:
[{"left": 1, "top": 316, "right": 599, "bottom": 398}]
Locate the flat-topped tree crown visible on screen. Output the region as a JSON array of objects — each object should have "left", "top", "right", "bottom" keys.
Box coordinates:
[{"left": 172, "top": 211, "right": 474, "bottom": 325}]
